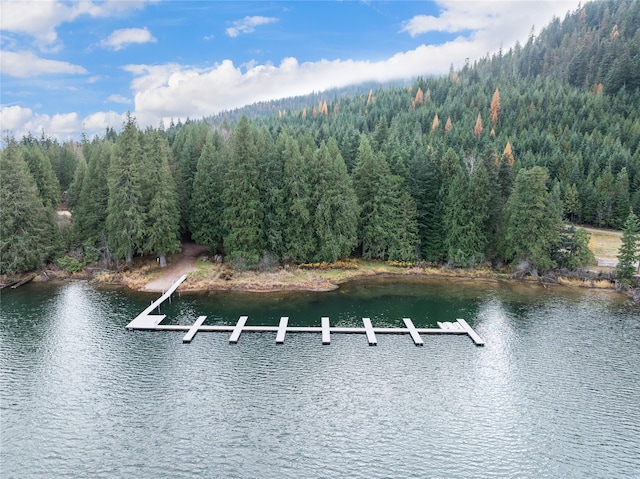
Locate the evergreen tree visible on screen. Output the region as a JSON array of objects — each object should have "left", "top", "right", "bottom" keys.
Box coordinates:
[
  {"left": 499, "top": 166, "right": 563, "bottom": 271},
  {"left": 408, "top": 142, "right": 444, "bottom": 261},
  {"left": 442, "top": 159, "right": 482, "bottom": 266},
  {"left": 352, "top": 135, "right": 417, "bottom": 261},
  {"left": 615, "top": 210, "right": 640, "bottom": 288},
  {"left": 310, "top": 139, "right": 359, "bottom": 263},
  {"left": 190, "top": 132, "right": 226, "bottom": 253},
  {"left": 74, "top": 141, "right": 112, "bottom": 250},
  {"left": 67, "top": 155, "right": 87, "bottom": 209},
  {"left": 257, "top": 126, "right": 284, "bottom": 258},
  {"left": 142, "top": 129, "right": 181, "bottom": 267},
  {"left": 0, "top": 141, "right": 58, "bottom": 274},
  {"left": 22, "top": 144, "right": 61, "bottom": 209},
  {"left": 222, "top": 116, "right": 265, "bottom": 267},
  {"left": 106, "top": 113, "right": 146, "bottom": 263},
  {"left": 554, "top": 225, "right": 595, "bottom": 269},
  {"left": 280, "top": 131, "right": 313, "bottom": 262}
]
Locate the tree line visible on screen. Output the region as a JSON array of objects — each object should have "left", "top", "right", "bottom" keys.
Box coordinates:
[{"left": 2, "top": 0, "right": 639, "bottom": 279}]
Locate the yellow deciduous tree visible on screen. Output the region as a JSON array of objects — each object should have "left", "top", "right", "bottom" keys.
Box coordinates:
[
  {"left": 431, "top": 114, "right": 440, "bottom": 132},
  {"left": 474, "top": 112, "right": 483, "bottom": 138},
  {"left": 490, "top": 88, "right": 501, "bottom": 126}
]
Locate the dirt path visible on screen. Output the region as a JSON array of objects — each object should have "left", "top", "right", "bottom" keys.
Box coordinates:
[{"left": 143, "top": 242, "right": 208, "bottom": 292}]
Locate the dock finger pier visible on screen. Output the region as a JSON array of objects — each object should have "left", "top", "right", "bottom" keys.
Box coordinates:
[{"left": 126, "top": 275, "right": 485, "bottom": 347}]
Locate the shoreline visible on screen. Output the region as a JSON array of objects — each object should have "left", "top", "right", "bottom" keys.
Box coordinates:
[{"left": 9, "top": 258, "right": 622, "bottom": 295}]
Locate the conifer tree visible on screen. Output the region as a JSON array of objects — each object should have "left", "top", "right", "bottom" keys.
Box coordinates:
[
  {"left": 443, "top": 165, "right": 476, "bottom": 266},
  {"left": 499, "top": 166, "right": 563, "bottom": 271},
  {"left": 106, "top": 113, "right": 146, "bottom": 263},
  {"left": 22, "top": 145, "right": 61, "bottom": 209},
  {"left": 554, "top": 225, "right": 595, "bottom": 269},
  {"left": 444, "top": 117, "right": 452, "bottom": 135},
  {"left": 310, "top": 139, "right": 358, "bottom": 263},
  {"left": 490, "top": 88, "right": 501, "bottom": 126},
  {"left": 0, "top": 141, "right": 58, "bottom": 274},
  {"left": 257, "top": 126, "right": 284, "bottom": 258},
  {"left": 407, "top": 140, "right": 443, "bottom": 261},
  {"left": 615, "top": 210, "right": 640, "bottom": 288},
  {"left": 74, "top": 141, "right": 112, "bottom": 249},
  {"left": 142, "top": 129, "right": 181, "bottom": 267},
  {"left": 190, "top": 132, "right": 226, "bottom": 252},
  {"left": 222, "top": 116, "right": 265, "bottom": 268},
  {"left": 353, "top": 135, "right": 418, "bottom": 261},
  {"left": 431, "top": 114, "right": 440, "bottom": 132},
  {"left": 280, "top": 131, "right": 313, "bottom": 262},
  {"left": 474, "top": 113, "right": 483, "bottom": 138},
  {"left": 67, "top": 155, "right": 87, "bottom": 209}
]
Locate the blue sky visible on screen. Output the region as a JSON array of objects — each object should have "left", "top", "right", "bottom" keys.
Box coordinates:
[{"left": 1, "top": 0, "right": 581, "bottom": 140}]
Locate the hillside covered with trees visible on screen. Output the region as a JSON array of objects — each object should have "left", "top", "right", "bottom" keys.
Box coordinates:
[{"left": 2, "top": 0, "right": 639, "bottom": 285}]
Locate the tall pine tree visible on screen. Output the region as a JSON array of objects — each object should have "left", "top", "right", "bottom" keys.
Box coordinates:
[
  {"left": 106, "top": 113, "right": 146, "bottom": 263},
  {"left": 222, "top": 116, "right": 265, "bottom": 268},
  {"left": 310, "top": 139, "right": 359, "bottom": 263},
  {"left": 0, "top": 141, "right": 58, "bottom": 274},
  {"left": 190, "top": 132, "right": 227, "bottom": 253},
  {"left": 141, "top": 129, "right": 181, "bottom": 267}
]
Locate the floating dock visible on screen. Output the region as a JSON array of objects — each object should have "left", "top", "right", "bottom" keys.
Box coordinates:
[{"left": 126, "top": 276, "right": 485, "bottom": 347}]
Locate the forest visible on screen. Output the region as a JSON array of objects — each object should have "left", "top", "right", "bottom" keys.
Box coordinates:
[{"left": 1, "top": 0, "right": 639, "bottom": 283}]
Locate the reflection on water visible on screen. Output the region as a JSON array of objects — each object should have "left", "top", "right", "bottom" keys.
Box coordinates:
[{"left": 1, "top": 278, "right": 639, "bottom": 479}]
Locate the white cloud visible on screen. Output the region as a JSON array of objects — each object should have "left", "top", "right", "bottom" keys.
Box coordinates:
[
  {"left": 226, "top": 16, "right": 278, "bottom": 38},
  {"left": 2, "top": 1, "right": 584, "bottom": 140},
  {"left": 123, "top": 38, "right": 479, "bottom": 127},
  {"left": 100, "top": 27, "right": 157, "bottom": 51},
  {"left": 0, "top": 0, "right": 156, "bottom": 50},
  {"left": 82, "top": 111, "right": 126, "bottom": 131},
  {"left": 0, "top": 105, "right": 124, "bottom": 140},
  {"left": 401, "top": 1, "right": 581, "bottom": 45},
  {"left": 1, "top": 51, "right": 87, "bottom": 78},
  {"left": 0, "top": 105, "right": 35, "bottom": 131},
  {"left": 107, "top": 94, "right": 131, "bottom": 104}
]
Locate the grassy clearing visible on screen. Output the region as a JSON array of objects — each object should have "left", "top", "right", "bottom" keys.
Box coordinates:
[{"left": 582, "top": 225, "right": 622, "bottom": 260}]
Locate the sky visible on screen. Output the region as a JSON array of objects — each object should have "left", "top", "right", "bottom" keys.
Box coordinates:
[{"left": 1, "top": 0, "right": 583, "bottom": 141}]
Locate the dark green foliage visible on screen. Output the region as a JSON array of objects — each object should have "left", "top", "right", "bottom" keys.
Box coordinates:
[
  {"left": 106, "top": 113, "right": 146, "bottom": 263},
  {"left": 141, "top": 129, "right": 181, "bottom": 265},
  {"left": 6, "top": 0, "right": 640, "bottom": 275},
  {"left": 257, "top": 126, "right": 284, "bottom": 257},
  {"left": 615, "top": 210, "right": 640, "bottom": 288},
  {"left": 554, "top": 225, "right": 595, "bottom": 269},
  {"left": 222, "top": 116, "right": 265, "bottom": 266},
  {"left": 407, "top": 142, "right": 444, "bottom": 261},
  {"left": 499, "top": 167, "right": 563, "bottom": 271},
  {"left": 279, "top": 131, "right": 313, "bottom": 262},
  {"left": 73, "top": 141, "right": 112, "bottom": 248},
  {"left": 0, "top": 142, "right": 58, "bottom": 274},
  {"left": 310, "top": 139, "right": 359, "bottom": 263},
  {"left": 190, "top": 133, "right": 226, "bottom": 252},
  {"left": 67, "top": 155, "right": 86, "bottom": 209},
  {"left": 57, "top": 255, "right": 84, "bottom": 273},
  {"left": 352, "top": 135, "right": 418, "bottom": 261},
  {"left": 22, "top": 145, "right": 61, "bottom": 209}
]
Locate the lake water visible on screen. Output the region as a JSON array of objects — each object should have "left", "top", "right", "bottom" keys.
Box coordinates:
[{"left": 1, "top": 277, "right": 639, "bottom": 478}]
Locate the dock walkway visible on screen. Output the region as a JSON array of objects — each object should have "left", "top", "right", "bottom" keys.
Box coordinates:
[{"left": 126, "top": 276, "right": 485, "bottom": 347}]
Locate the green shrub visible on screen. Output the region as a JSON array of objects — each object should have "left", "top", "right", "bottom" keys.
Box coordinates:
[{"left": 57, "top": 255, "right": 84, "bottom": 273}]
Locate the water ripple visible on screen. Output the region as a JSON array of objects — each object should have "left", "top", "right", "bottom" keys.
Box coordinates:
[{"left": 1, "top": 282, "right": 639, "bottom": 478}]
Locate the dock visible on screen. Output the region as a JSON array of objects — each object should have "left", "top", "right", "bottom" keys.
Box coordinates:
[{"left": 126, "top": 276, "right": 485, "bottom": 347}]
